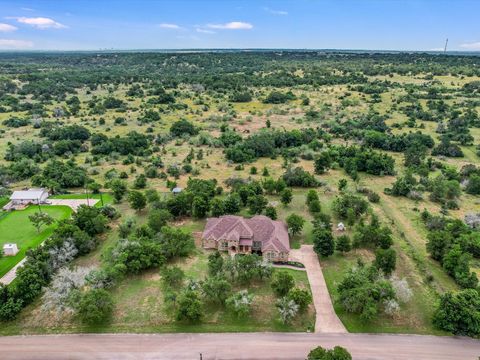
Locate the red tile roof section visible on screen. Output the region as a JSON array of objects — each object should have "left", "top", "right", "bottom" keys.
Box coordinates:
[{"left": 202, "top": 215, "right": 290, "bottom": 253}]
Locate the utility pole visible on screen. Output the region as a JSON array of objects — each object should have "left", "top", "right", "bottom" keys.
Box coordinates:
[{"left": 444, "top": 38, "right": 448, "bottom": 53}]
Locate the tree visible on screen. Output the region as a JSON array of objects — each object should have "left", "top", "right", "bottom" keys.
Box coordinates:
[
  {"left": 466, "top": 174, "right": 480, "bottom": 195},
  {"left": 280, "top": 188, "right": 293, "bottom": 206},
  {"left": 110, "top": 179, "right": 127, "bottom": 202},
  {"left": 313, "top": 227, "right": 335, "bottom": 257},
  {"left": 128, "top": 190, "right": 146, "bottom": 211},
  {"left": 286, "top": 214, "right": 305, "bottom": 237},
  {"left": 202, "top": 276, "right": 232, "bottom": 305},
  {"left": 208, "top": 251, "right": 224, "bottom": 277},
  {"left": 336, "top": 235, "right": 352, "bottom": 253},
  {"left": 170, "top": 119, "right": 198, "bottom": 137},
  {"left": 337, "top": 264, "right": 395, "bottom": 321},
  {"left": 374, "top": 248, "right": 396, "bottom": 276},
  {"left": 176, "top": 290, "right": 203, "bottom": 323},
  {"left": 308, "top": 199, "right": 321, "bottom": 214},
  {"left": 28, "top": 212, "right": 54, "bottom": 233},
  {"left": 157, "top": 226, "right": 195, "bottom": 259},
  {"left": 73, "top": 205, "right": 107, "bottom": 236},
  {"left": 192, "top": 196, "right": 209, "bottom": 218},
  {"left": 148, "top": 209, "right": 173, "bottom": 232},
  {"left": 76, "top": 289, "right": 114, "bottom": 325},
  {"left": 133, "top": 174, "right": 147, "bottom": 189},
  {"left": 265, "top": 206, "right": 278, "bottom": 220},
  {"left": 248, "top": 194, "right": 268, "bottom": 215},
  {"left": 433, "top": 289, "right": 480, "bottom": 336},
  {"left": 276, "top": 297, "right": 299, "bottom": 324},
  {"left": 223, "top": 193, "right": 241, "bottom": 214},
  {"left": 338, "top": 179, "right": 348, "bottom": 192},
  {"left": 226, "top": 290, "right": 254, "bottom": 318},
  {"left": 161, "top": 266, "right": 185, "bottom": 288},
  {"left": 287, "top": 287, "right": 312, "bottom": 312},
  {"left": 314, "top": 152, "right": 332, "bottom": 174},
  {"left": 307, "top": 346, "right": 352, "bottom": 360},
  {"left": 306, "top": 189, "right": 319, "bottom": 205},
  {"left": 332, "top": 194, "right": 368, "bottom": 220},
  {"left": 271, "top": 271, "right": 295, "bottom": 297},
  {"left": 210, "top": 197, "right": 225, "bottom": 217}
]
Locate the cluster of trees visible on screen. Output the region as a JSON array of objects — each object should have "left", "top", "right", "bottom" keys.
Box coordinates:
[
  {"left": 224, "top": 128, "right": 322, "bottom": 163},
  {"left": 424, "top": 212, "right": 479, "bottom": 289},
  {"left": 91, "top": 131, "right": 151, "bottom": 156},
  {"left": 314, "top": 146, "right": 395, "bottom": 179},
  {"left": 0, "top": 205, "right": 111, "bottom": 321},
  {"left": 164, "top": 253, "right": 271, "bottom": 323},
  {"left": 337, "top": 261, "right": 411, "bottom": 321},
  {"left": 389, "top": 164, "right": 480, "bottom": 209}
]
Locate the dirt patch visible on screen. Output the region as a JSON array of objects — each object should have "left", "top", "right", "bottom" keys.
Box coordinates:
[{"left": 192, "top": 231, "right": 203, "bottom": 247}]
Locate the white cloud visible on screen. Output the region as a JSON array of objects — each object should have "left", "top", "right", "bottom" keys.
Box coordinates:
[
  {"left": 430, "top": 48, "right": 444, "bottom": 52},
  {"left": 158, "top": 23, "right": 182, "bottom": 30},
  {"left": 196, "top": 28, "right": 215, "bottom": 34},
  {"left": 0, "top": 23, "right": 17, "bottom": 32},
  {"left": 264, "top": 7, "right": 288, "bottom": 15},
  {"left": 0, "top": 39, "right": 33, "bottom": 48},
  {"left": 21, "top": 7, "right": 35, "bottom": 12},
  {"left": 206, "top": 21, "right": 253, "bottom": 30},
  {"left": 460, "top": 42, "right": 480, "bottom": 50},
  {"left": 12, "top": 17, "right": 67, "bottom": 29}
]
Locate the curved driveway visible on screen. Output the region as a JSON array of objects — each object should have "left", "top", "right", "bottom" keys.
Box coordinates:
[{"left": 0, "top": 333, "right": 479, "bottom": 360}]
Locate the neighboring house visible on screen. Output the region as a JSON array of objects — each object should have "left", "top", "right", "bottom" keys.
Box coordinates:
[
  {"left": 202, "top": 215, "right": 290, "bottom": 262},
  {"left": 3, "top": 188, "right": 49, "bottom": 210}
]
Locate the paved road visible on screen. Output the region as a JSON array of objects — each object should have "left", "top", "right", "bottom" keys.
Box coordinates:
[
  {"left": 290, "top": 245, "right": 347, "bottom": 333},
  {"left": 0, "top": 333, "right": 479, "bottom": 359}
]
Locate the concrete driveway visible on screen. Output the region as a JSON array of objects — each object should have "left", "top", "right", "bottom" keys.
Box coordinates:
[
  {"left": 0, "top": 333, "right": 478, "bottom": 360},
  {"left": 289, "top": 245, "right": 347, "bottom": 333},
  {"left": 47, "top": 199, "right": 99, "bottom": 211}
]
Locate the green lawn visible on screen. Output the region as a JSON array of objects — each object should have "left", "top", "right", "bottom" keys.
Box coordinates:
[
  {"left": 0, "top": 205, "right": 73, "bottom": 278},
  {"left": 0, "top": 197, "right": 9, "bottom": 209},
  {"left": 49, "top": 193, "right": 114, "bottom": 206},
  {"left": 0, "top": 246, "right": 315, "bottom": 335}
]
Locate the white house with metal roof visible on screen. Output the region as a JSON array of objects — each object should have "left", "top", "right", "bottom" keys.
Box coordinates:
[{"left": 3, "top": 188, "right": 49, "bottom": 210}]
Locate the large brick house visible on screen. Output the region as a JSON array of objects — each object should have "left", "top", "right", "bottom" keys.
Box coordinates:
[{"left": 202, "top": 215, "right": 290, "bottom": 262}]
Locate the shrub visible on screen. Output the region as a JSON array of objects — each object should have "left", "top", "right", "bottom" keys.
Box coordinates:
[
  {"left": 176, "top": 290, "right": 203, "bottom": 323},
  {"left": 433, "top": 289, "right": 480, "bottom": 336},
  {"left": 307, "top": 346, "right": 352, "bottom": 360},
  {"left": 76, "top": 289, "right": 114, "bottom": 325},
  {"left": 271, "top": 271, "right": 295, "bottom": 297}
]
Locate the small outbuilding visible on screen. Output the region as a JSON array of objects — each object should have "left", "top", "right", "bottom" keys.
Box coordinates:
[
  {"left": 336, "top": 222, "right": 346, "bottom": 232},
  {"left": 172, "top": 187, "right": 183, "bottom": 195},
  {"left": 3, "top": 243, "right": 19, "bottom": 256}
]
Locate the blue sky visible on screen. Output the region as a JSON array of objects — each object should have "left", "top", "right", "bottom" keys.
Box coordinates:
[{"left": 0, "top": 0, "right": 478, "bottom": 51}]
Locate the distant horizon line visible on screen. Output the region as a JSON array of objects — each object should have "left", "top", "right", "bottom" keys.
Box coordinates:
[{"left": 0, "top": 47, "right": 479, "bottom": 54}]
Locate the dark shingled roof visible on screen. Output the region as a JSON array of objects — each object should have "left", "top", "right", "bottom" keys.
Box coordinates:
[{"left": 202, "top": 215, "right": 289, "bottom": 253}]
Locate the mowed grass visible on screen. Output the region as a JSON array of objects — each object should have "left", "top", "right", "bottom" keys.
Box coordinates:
[
  {"left": 321, "top": 252, "right": 446, "bottom": 335},
  {"left": 0, "top": 205, "right": 73, "bottom": 277},
  {"left": 0, "top": 246, "right": 315, "bottom": 335}
]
